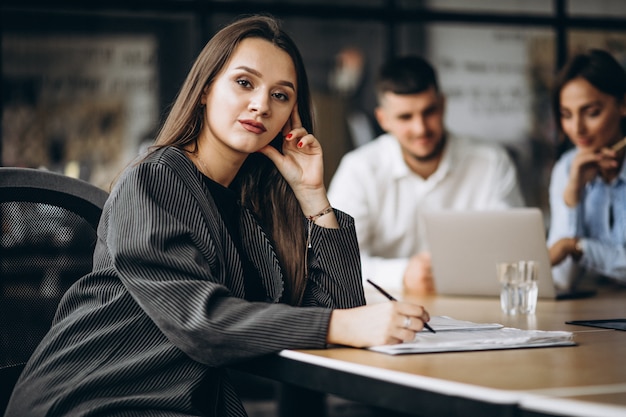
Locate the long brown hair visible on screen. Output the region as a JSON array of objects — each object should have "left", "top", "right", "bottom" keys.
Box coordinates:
[{"left": 152, "top": 14, "right": 313, "bottom": 305}]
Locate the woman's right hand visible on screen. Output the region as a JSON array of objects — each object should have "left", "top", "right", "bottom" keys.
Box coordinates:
[
  {"left": 564, "top": 147, "right": 618, "bottom": 207},
  {"left": 326, "top": 301, "right": 431, "bottom": 348},
  {"left": 549, "top": 237, "right": 582, "bottom": 266}
]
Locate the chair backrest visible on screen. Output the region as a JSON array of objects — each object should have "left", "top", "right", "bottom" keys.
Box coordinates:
[{"left": 0, "top": 167, "right": 109, "bottom": 412}]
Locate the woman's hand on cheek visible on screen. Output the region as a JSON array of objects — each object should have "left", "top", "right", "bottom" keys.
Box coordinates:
[
  {"left": 258, "top": 104, "right": 325, "bottom": 194},
  {"left": 259, "top": 104, "right": 337, "bottom": 226}
]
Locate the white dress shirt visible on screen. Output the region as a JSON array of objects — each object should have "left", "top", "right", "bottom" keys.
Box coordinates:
[{"left": 328, "top": 133, "right": 525, "bottom": 290}]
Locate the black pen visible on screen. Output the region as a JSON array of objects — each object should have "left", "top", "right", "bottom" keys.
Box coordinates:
[{"left": 366, "top": 279, "right": 436, "bottom": 334}]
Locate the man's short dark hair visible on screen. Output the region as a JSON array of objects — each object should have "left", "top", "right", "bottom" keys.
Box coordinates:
[{"left": 375, "top": 56, "right": 439, "bottom": 102}]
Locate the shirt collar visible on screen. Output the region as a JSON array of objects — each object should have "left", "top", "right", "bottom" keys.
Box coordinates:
[{"left": 389, "top": 133, "right": 453, "bottom": 181}]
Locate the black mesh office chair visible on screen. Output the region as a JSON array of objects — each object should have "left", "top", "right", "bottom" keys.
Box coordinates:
[{"left": 0, "top": 167, "right": 108, "bottom": 412}]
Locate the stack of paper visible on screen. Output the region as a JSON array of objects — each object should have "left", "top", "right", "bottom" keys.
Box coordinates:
[{"left": 370, "top": 316, "right": 575, "bottom": 355}]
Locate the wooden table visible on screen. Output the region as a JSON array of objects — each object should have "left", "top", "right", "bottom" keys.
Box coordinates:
[{"left": 233, "top": 286, "right": 626, "bottom": 417}]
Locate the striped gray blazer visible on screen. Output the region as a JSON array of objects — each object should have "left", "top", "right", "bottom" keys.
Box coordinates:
[{"left": 6, "top": 146, "right": 365, "bottom": 417}]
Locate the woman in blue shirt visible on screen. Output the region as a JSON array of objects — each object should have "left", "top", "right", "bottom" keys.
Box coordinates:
[{"left": 548, "top": 49, "right": 626, "bottom": 291}]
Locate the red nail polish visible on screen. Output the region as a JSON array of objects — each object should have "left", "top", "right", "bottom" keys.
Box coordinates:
[
  {"left": 297, "top": 141, "right": 303, "bottom": 148},
  {"left": 286, "top": 133, "right": 292, "bottom": 139}
]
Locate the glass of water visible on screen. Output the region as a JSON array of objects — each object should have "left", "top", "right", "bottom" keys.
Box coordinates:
[{"left": 496, "top": 260, "right": 538, "bottom": 315}]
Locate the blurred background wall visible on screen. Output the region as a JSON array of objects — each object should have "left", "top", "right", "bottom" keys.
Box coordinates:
[{"left": 2, "top": 0, "right": 626, "bottom": 218}]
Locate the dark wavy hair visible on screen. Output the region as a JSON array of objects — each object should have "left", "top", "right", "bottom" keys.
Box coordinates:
[
  {"left": 552, "top": 49, "right": 626, "bottom": 148},
  {"left": 152, "top": 14, "right": 314, "bottom": 305}
]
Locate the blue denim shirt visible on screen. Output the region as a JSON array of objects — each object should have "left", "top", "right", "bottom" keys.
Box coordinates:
[{"left": 548, "top": 148, "right": 626, "bottom": 286}]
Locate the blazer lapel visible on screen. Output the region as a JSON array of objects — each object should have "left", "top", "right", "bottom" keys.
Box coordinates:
[
  {"left": 240, "top": 208, "right": 285, "bottom": 303},
  {"left": 164, "top": 148, "right": 246, "bottom": 298},
  {"left": 161, "top": 147, "right": 283, "bottom": 302}
]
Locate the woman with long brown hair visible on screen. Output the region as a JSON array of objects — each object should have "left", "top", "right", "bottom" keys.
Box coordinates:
[
  {"left": 5, "top": 14, "right": 431, "bottom": 417},
  {"left": 548, "top": 49, "right": 626, "bottom": 291}
]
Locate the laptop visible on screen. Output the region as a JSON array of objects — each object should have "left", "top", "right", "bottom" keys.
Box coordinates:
[{"left": 423, "top": 208, "right": 557, "bottom": 299}]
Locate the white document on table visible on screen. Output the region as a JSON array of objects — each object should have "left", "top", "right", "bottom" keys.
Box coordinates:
[
  {"left": 422, "top": 316, "right": 504, "bottom": 331},
  {"left": 369, "top": 316, "right": 575, "bottom": 355}
]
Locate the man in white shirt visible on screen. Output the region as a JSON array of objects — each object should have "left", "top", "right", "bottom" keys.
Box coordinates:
[{"left": 328, "top": 55, "right": 525, "bottom": 295}]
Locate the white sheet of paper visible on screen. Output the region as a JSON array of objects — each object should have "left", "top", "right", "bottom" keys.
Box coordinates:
[{"left": 370, "top": 316, "right": 575, "bottom": 355}]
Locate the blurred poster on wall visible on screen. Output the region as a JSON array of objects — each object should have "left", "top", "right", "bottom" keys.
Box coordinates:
[
  {"left": 2, "top": 35, "right": 159, "bottom": 189},
  {"left": 421, "top": 24, "right": 555, "bottom": 147}
]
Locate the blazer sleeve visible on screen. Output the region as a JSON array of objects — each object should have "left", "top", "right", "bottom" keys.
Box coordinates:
[
  {"left": 302, "top": 209, "right": 366, "bottom": 308},
  {"left": 106, "top": 161, "right": 345, "bottom": 366}
]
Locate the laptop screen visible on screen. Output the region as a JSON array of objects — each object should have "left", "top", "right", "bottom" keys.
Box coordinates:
[{"left": 423, "top": 208, "right": 557, "bottom": 299}]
